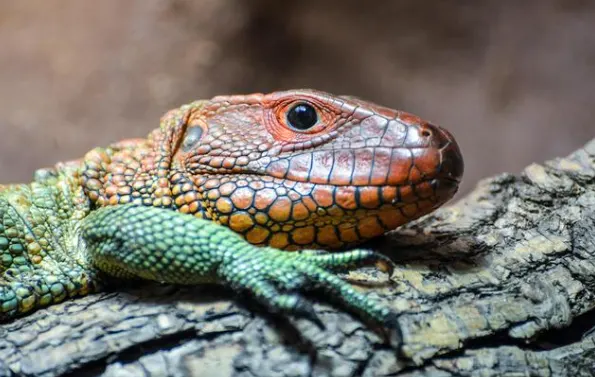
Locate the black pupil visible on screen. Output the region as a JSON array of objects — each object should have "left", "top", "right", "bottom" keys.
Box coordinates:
[{"left": 287, "top": 104, "right": 317, "bottom": 130}]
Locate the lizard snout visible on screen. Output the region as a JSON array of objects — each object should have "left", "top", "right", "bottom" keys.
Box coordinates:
[{"left": 426, "top": 124, "right": 464, "bottom": 201}]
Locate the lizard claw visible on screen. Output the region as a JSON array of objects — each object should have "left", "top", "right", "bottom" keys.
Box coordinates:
[
  {"left": 298, "top": 248, "right": 395, "bottom": 279},
  {"left": 282, "top": 294, "right": 325, "bottom": 330},
  {"left": 381, "top": 312, "right": 403, "bottom": 348},
  {"left": 218, "top": 246, "right": 397, "bottom": 330}
]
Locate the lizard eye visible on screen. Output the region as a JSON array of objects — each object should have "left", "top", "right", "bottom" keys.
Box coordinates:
[{"left": 286, "top": 103, "right": 318, "bottom": 131}]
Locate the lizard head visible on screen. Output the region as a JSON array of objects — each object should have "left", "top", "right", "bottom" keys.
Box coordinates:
[
  {"left": 83, "top": 89, "right": 463, "bottom": 250},
  {"left": 172, "top": 89, "right": 463, "bottom": 249}
]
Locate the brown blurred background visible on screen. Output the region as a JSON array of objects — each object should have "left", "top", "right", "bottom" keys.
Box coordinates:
[{"left": 1, "top": 0, "right": 593, "bottom": 196}]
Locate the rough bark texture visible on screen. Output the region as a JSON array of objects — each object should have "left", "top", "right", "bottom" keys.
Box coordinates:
[{"left": 1, "top": 139, "right": 595, "bottom": 376}]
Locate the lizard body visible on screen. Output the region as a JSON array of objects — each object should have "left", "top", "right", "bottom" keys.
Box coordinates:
[{"left": 0, "top": 89, "right": 463, "bottom": 328}]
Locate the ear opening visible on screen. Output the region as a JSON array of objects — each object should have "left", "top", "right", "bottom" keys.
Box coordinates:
[{"left": 151, "top": 101, "right": 204, "bottom": 207}]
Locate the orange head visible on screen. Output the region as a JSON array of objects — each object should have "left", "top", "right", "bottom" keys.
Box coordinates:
[{"left": 83, "top": 89, "right": 463, "bottom": 250}]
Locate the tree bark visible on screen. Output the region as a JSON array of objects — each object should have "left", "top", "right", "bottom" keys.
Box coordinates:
[{"left": 1, "top": 139, "right": 595, "bottom": 377}]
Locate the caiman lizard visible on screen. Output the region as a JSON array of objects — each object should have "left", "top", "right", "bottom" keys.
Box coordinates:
[{"left": 0, "top": 89, "right": 463, "bottom": 331}]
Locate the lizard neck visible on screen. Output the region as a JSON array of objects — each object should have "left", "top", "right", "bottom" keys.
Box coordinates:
[
  {"left": 80, "top": 133, "right": 210, "bottom": 217},
  {"left": 80, "top": 101, "right": 210, "bottom": 215}
]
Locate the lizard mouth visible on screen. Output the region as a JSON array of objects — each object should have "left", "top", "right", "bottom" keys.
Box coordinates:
[
  {"left": 259, "top": 133, "right": 463, "bottom": 209},
  {"left": 192, "top": 162, "right": 460, "bottom": 249}
]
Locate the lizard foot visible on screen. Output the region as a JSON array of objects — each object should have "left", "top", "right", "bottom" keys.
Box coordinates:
[
  {"left": 217, "top": 246, "right": 399, "bottom": 335},
  {"left": 83, "top": 205, "right": 402, "bottom": 345}
]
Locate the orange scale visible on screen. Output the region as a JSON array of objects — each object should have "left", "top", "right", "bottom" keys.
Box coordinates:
[
  {"left": 312, "top": 186, "right": 334, "bottom": 207},
  {"left": 358, "top": 187, "right": 380, "bottom": 209},
  {"left": 229, "top": 212, "right": 254, "bottom": 232},
  {"left": 414, "top": 181, "right": 434, "bottom": 199},
  {"left": 188, "top": 201, "right": 200, "bottom": 213},
  {"left": 184, "top": 192, "right": 197, "bottom": 203},
  {"left": 203, "top": 179, "right": 221, "bottom": 190},
  {"left": 246, "top": 226, "right": 270, "bottom": 244},
  {"left": 291, "top": 226, "right": 316, "bottom": 245},
  {"left": 401, "top": 203, "right": 419, "bottom": 218},
  {"left": 215, "top": 197, "right": 234, "bottom": 214},
  {"left": 302, "top": 196, "right": 318, "bottom": 212},
  {"left": 218, "top": 182, "right": 236, "bottom": 196},
  {"left": 230, "top": 187, "right": 254, "bottom": 210},
  {"left": 291, "top": 203, "right": 310, "bottom": 221},
  {"left": 338, "top": 225, "right": 359, "bottom": 243},
  {"left": 381, "top": 186, "right": 398, "bottom": 204},
  {"left": 356, "top": 217, "right": 384, "bottom": 239},
  {"left": 254, "top": 188, "right": 277, "bottom": 210},
  {"left": 268, "top": 197, "right": 292, "bottom": 222},
  {"left": 316, "top": 225, "right": 341, "bottom": 247}
]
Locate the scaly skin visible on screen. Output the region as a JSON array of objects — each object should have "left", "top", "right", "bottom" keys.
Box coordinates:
[{"left": 0, "top": 89, "right": 463, "bottom": 329}]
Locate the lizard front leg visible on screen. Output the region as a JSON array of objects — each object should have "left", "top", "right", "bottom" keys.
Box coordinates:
[{"left": 81, "top": 204, "right": 398, "bottom": 331}]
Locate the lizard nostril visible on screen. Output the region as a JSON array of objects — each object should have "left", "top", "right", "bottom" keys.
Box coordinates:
[{"left": 423, "top": 124, "right": 453, "bottom": 148}]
